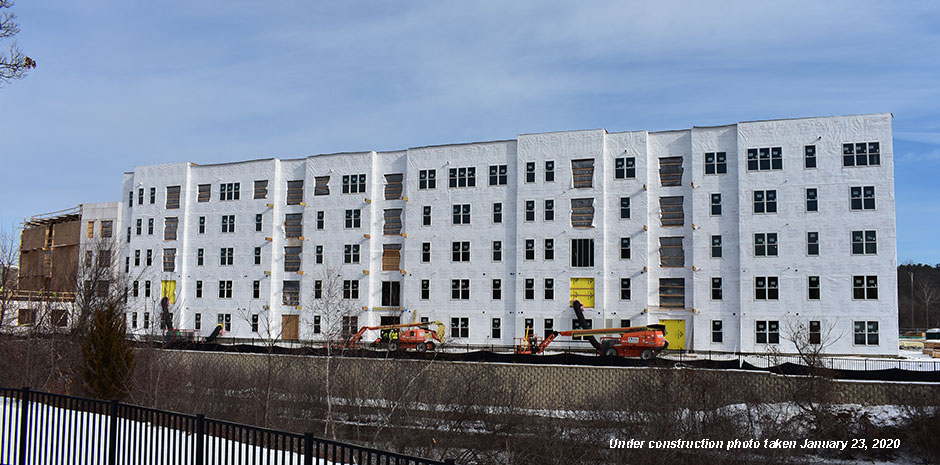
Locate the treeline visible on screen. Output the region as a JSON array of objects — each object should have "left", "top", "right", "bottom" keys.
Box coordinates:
[{"left": 898, "top": 263, "right": 940, "bottom": 330}]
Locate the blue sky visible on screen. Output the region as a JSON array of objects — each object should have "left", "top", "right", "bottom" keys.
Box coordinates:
[{"left": 1, "top": 1, "right": 938, "bottom": 263}]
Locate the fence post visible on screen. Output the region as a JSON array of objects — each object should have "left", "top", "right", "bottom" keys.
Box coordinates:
[
  {"left": 17, "top": 387, "right": 30, "bottom": 465},
  {"left": 303, "top": 432, "right": 313, "bottom": 465},
  {"left": 195, "top": 414, "right": 205, "bottom": 465},
  {"left": 107, "top": 400, "right": 119, "bottom": 465}
]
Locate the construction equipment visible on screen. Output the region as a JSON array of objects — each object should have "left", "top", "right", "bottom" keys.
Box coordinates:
[
  {"left": 342, "top": 321, "right": 446, "bottom": 352},
  {"left": 515, "top": 325, "right": 669, "bottom": 360}
]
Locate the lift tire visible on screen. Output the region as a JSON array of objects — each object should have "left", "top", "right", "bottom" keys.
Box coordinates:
[
  {"left": 388, "top": 341, "right": 399, "bottom": 352},
  {"left": 425, "top": 342, "right": 435, "bottom": 352},
  {"left": 416, "top": 342, "right": 427, "bottom": 353},
  {"left": 641, "top": 349, "right": 655, "bottom": 360},
  {"left": 604, "top": 347, "right": 618, "bottom": 357}
]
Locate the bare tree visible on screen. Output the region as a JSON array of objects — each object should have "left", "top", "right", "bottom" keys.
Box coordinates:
[
  {"left": 0, "top": 0, "right": 36, "bottom": 85},
  {"left": 783, "top": 318, "right": 842, "bottom": 371},
  {"left": 916, "top": 277, "right": 940, "bottom": 329},
  {"left": 0, "top": 225, "right": 19, "bottom": 330},
  {"left": 238, "top": 304, "right": 290, "bottom": 427}
]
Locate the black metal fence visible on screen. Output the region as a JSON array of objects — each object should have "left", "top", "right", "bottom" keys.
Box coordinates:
[{"left": 0, "top": 387, "right": 453, "bottom": 465}]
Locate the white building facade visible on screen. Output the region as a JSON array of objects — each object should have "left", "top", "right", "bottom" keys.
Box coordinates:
[{"left": 119, "top": 113, "right": 898, "bottom": 355}]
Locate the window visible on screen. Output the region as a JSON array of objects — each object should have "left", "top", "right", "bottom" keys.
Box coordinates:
[
  {"left": 571, "top": 159, "right": 594, "bottom": 188},
  {"left": 284, "top": 246, "right": 301, "bottom": 272},
  {"left": 492, "top": 241, "right": 501, "bottom": 262},
  {"left": 282, "top": 281, "right": 300, "bottom": 306},
  {"left": 451, "top": 279, "right": 470, "bottom": 300},
  {"left": 421, "top": 280, "right": 430, "bottom": 300},
  {"left": 570, "top": 198, "right": 595, "bottom": 227},
  {"left": 854, "top": 321, "right": 879, "bottom": 345},
  {"left": 704, "top": 152, "right": 727, "bottom": 175},
  {"left": 525, "top": 200, "right": 535, "bottom": 222},
  {"left": 85, "top": 250, "right": 94, "bottom": 268},
  {"left": 343, "top": 280, "right": 359, "bottom": 299},
  {"left": 251, "top": 314, "right": 259, "bottom": 333},
  {"left": 545, "top": 160, "right": 555, "bottom": 182},
  {"left": 285, "top": 213, "right": 303, "bottom": 237},
  {"left": 852, "top": 230, "right": 877, "bottom": 255},
  {"left": 135, "top": 250, "right": 141, "bottom": 266},
  {"left": 218, "top": 280, "right": 233, "bottom": 299},
  {"left": 166, "top": 186, "right": 181, "bottom": 209},
  {"left": 197, "top": 248, "right": 204, "bottom": 266},
  {"left": 198, "top": 216, "right": 205, "bottom": 234},
  {"left": 286, "top": 180, "right": 304, "bottom": 205},
  {"left": 659, "top": 196, "right": 684, "bottom": 226},
  {"left": 126, "top": 227, "right": 131, "bottom": 243},
  {"left": 145, "top": 281, "right": 151, "bottom": 298},
  {"left": 163, "top": 217, "right": 179, "bottom": 241},
  {"left": 255, "top": 214, "right": 263, "bottom": 232},
  {"left": 710, "top": 194, "right": 721, "bottom": 216},
  {"left": 544, "top": 200, "right": 554, "bottom": 221},
  {"left": 756, "top": 321, "right": 780, "bottom": 344},
  {"left": 850, "top": 186, "right": 876, "bottom": 210},
  {"left": 383, "top": 209, "right": 403, "bottom": 235},
  {"left": 252, "top": 280, "right": 260, "bottom": 299},
  {"left": 195, "top": 281, "right": 202, "bottom": 298},
  {"left": 853, "top": 275, "right": 878, "bottom": 299},
  {"left": 125, "top": 257, "right": 129, "bottom": 272},
  {"left": 659, "top": 156, "right": 683, "bottom": 186},
  {"left": 421, "top": 242, "right": 431, "bottom": 263},
  {"left": 491, "top": 164, "right": 509, "bottom": 185},
  {"left": 807, "top": 232, "right": 819, "bottom": 256},
  {"left": 345, "top": 209, "right": 361, "bottom": 229},
  {"left": 450, "top": 317, "right": 469, "bottom": 338},
  {"left": 754, "top": 233, "right": 778, "bottom": 257},
  {"left": 571, "top": 319, "right": 593, "bottom": 340},
  {"left": 620, "top": 278, "right": 631, "bottom": 300},
  {"left": 148, "top": 219, "right": 153, "bottom": 235},
  {"left": 492, "top": 279, "right": 501, "bottom": 300},
  {"left": 746, "top": 147, "right": 783, "bottom": 171},
  {"left": 620, "top": 237, "right": 631, "bottom": 259},
  {"left": 659, "top": 237, "right": 684, "bottom": 267},
  {"left": 491, "top": 318, "right": 501, "bottom": 339},
  {"left": 344, "top": 244, "right": 361, "bottom": 264},
  {"left": 136, "top": 219, "right": 142, "bottom": 235},
  {"left": 163, "top": 248, "right": 176, "bottom": 272},
  {"left": 193, "top": 313, "right": 200, "bottom": 330},
  {"left": 310, "top": 176, "right": 328, "bottom": 196},
  {"left": 448, "top": 167, "right": 476, "bottom": 188},
  {"left": 843, "top": 142, "right": 881, "bottom": 167},
  {"left": 753, "top": 190, "right": 777, "bottom": 214},
  {"left": 809, "top": 321, "right": 821, "bottom": 344},
  {"left": 313, "top": 315, "right": 321, "bottom": 333},
  {"left": 384, "top": 173, "right": 403, "bottom": 200},
  {"left": 138, "top": 188, "right": 144, "bottom": 205},
  {"left": 419, "top": 169, "right": 436, "bottom": 189},
  {"left": 422, "top": 206, "right": 431, "bottom": 226},
  {"left": 254, "top": 247, "right": 262, "bottom": 265},
  {"left": 711, "top": 277, "right": 723, "bottom": 300},
  {"left": 524, "top": 239, "right": 535, "bottom": 260},
  {"left": 544, "top": 278, "right": 554, "bottom": 300},
  {"left": 315, "top": 245, "right": 323, "bottom": 264},
  {"left": 220, "top": 182, "right": 240, "bottom": 201},
  {"left": 316, "top": 211, "right": 324, "bottom": 230},
  {"left": 452, "top": 204, "right": 471, "bottom": 225},
  {"left": 132, "top": 281, "right": 139, "bottom": 297},
  {"left": 146, "top": 250, "right": 152, "bottom": 266},
  {"left": 808, "top": 276, "right": 820, "bottom": 300},
  {"left": 524, "top": 278, "right": 534, "bottom": 300},
  {"left": 101, "top": 221, "right": 113, "bottom": 238},
  {"left": 523, "top": 162, "right": 535, "bottom": 183},
  {"left": 620, "top": 197, "right": 631, "bottom": 219},
  {"left": 493, "top": 203, "right": 502, "bottom": 223},
  {"left": 220, "top": 248, "right": 234, "bottom": 266},
  {"left": 544, "top": 319, "right": 554, "bottom": 339},
  {"left": 570, "top": 239, "right": 595, "bottom": 267},
  {"left": 342, "top": 316, "right": 358, "bottom": 337},
  {"left": 712, "top": 321, "right": 723, "bottom": 343},
  {"left": 806, "top": 188, "right": 818, "bottom": 212},
  {"left": 544, "top": 239, "right": 554, "bottom": 260},
  {"left": 452, "top": 241, "right": 470, "bottom": 262},
  {"left": 804, "top": 145, "right": 817, "bottom": 169},
  {"left": 659, "top": 278, "right": 685, "bottom": 308},
  {"left": 342, "top": 174, "right": 367, "bottom": 194},
  {"left": 314, "top": 281, "right": 322, "bottom": 299},
  {"left": 254, "top": 180, "right": 268, "bottom": 199},
  {"left": 615, "top": 157, "right": 636, "bottom": 179},
  {"left": 149, "top": 187, "right": 156, "bottom": 204},
  {"left": 755, "top": 277, "right": 779, "bottom": 300},
  {"left": 221, "top": 215, "right": 235, "bottom": 233},
  {"left": 144, "top": 312, "right": 150, "bottom": 329}
]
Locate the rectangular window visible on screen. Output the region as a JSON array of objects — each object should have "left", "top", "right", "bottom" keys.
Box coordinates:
[
  {"left": 451, "top": 279, "right": 470, "bottom": 300},
  {"left": 127, "top": 227, "right": 131, "bottom": 243},
  {"left": 341, "top": 174, "right": 367, "bottom": 194},
  {"left": 659, "top": 196, "right": 684, "bottom": 226},
  {"left": 746, "top": 147, "right": 783, "bottom": 171},
  {"left": 163, "top": 248, "right": 176, "bottom": 272},
  {"left": 150, "top": 187, "right": 156, "bottom": 204},
  {"left": 544, "top": 199, "right": 554, "bottom": 221},
  {"left": 804, "top": 145, "right": 817, "bottom": 169},
  {"left": 756, "top": 321, "right": 780, "bottom": 344},
  {"left": 253, "top": 280, "right": 260, "bottom": 299},
  {"left": 343, "top": 280, "right": 360, "bottom": 299},
  {"left": 196, "top": 248, "right": 204, "bottom": 266},
  {"left": 100, "top": 220, "right": 113, "bottom": 238},
  {"left": 659, "top": 237, "right": 684, "bottom": 267},
  {"left": 491, "top": 318, "right": 501, "bottom": 339},
  {"left": 659, "top": 278, "right": 685, "bottom": 308},
  {"left": 146, "top": 250, "right": 152, "bottom": 266},
  {"left": 419, "top": 169, "right": 436, "bottom": 189},
  {"left": 524, "top": 239, "right": 534, "bottom": 260},
  {"left": 571, "top": 159, "right": 594, "bottom": 188},
  {"left": 492, "top": 241, "right": 501, "bottom": 262},
  {"left": 221, "top": 215, "right": 235, "bottom": 233},
  {"left": 754, "top": 233, "right": 778, "bottom": 257},
  {"left": 659, "top": 156, "right": 683, "bottom": 186},
  {"left": 164, "top": 217, "right": 179, "bottom": 241},
  {"left": 132, "top": 280, "right": 139, "bottom": 297},
  {"left": 544, "top": 239, "right": 554, "bottom": 260},
  {"left": 316, "top": 211, "right": 324, "bottom": 230},
  {"left": 422, "top": 206, "right": 431, "bottom": 226},
  {"left": 148, "top": 218, "right": 153, "bottom": 235},
  {"left": 448, "top": 167, "right": 476, "bottom": 188},
  {"left": 314, "top": 281, "right": 322, "bottom": 299},
  {"left": 421, "top": 242, "right": 431, "bottom": 263},
  {"left": 524, "top": 162, "right": 535, "bottom": 183},
  {"left": 712, "top": 320, "right": 723, "bottom": 343},
  {"left": 806, "top": 188, "right": 818, "bottom": 212},
  {"left": 493, "top": 202, "right": 502, "bottom": 223},
  {"left": 284, "top": 213, "right": 302, "bottom": 237},
  {"left": 254, "top": 180, "right": 269, "bottom": 199},
  {"left": 492, "top": 279, "right": 501, "bottom": 300},
  {"left": 570, "top": 198, "right": 595, "bottom": 227},
  {"left": 166, "top": 186, "right": 181, "bottom": 209},
  {"left": 851, "top": 230, "right": 877, "bottom": 255},
  {"left": 452, "top": 241, "right": 471, "bottom": 262},
  {"left": 382, "top": 244, "right": 402, "bottom": 271},
  {"left": 218, "top": 280, "right": 233, "bottom": 299},
  {"left": 450, "top": 317, "right": 469, "bottom": 338},
  {"left": 344, "top": 244, "right": 361, "bottom": 264},
  {"left": 193, "top": 313, "right": 201, "bottom": 331},
  {"left": 384, "top": 173, "right": 403, "bottom": 200},
  {"left": 145, "top": 281, "right": 151, "bottom": 298},
  {"left": 853, "top": 275, "right": 878, "bottom": 300},
  {"left": 620, "top": 278, "right": 631, "bottom": 300},
  {"left": 712, "top": 277, "right": 722, "bottom": 300},
  {"left": 220, "top": 247, "right": 234, "bottom": 266},
  {"left": 344, "top": 209, "right": 362, "bottom": 229},
  {"left": 544, "top": 278, "right": 554, "bottom": 300},
  {"left": 313, "top": 315, "right": 321, "bottom": 333},
  {"left": 807, "top": 232, "right": 819, "bottom": 256},
  {"left": 315, "top": 245, "right": 323, "bottom": 264},
  {"left": 383, "top": 208, "right": 403, "bottom": 235},
  {"left": 198, "top": 216, "right": 205, "bottom": 234},
  {"left": 282, "top": 280, "right": 300, "bottom": 306},
  {"left": 421, "top": 280, "right": 430, "bottom": 300},
  {"left": 850, "top": 186, "right": 876, "bottom": 210},
  {"left": 570, "top": 239, "right": 595, "bottom": 267},
  {"left": 704, "top": 152, "right": 727, "bottom": 175},
  {"left": 808, "top": 276, "right": 820, "bottom": 300},
  {"left": 144, "top": 312, "right": 150, "bottom": 329},
  {"left": 525, "top": 200, "right": 535, "bottom": 222},
  {"left": 138, "top": 188, "right": 144, "bottom": 205},
  {"left": 255, "top": 213, "right": 263, "bottom": 232},
  {"left": 220, "top": 182, "right": 240, "bottom": 201},
  {"left": 753, "top": 190, "right": 777, "bottom": 214},
  {"left": 452, "top": 204, "right": 471, "bottom": 225},
  {"left": 711, "top": 193, "right": 721, "bottom": 216},
  {"left": 755, "top": 276, "right": 779, "bottom": 300},
  {"left": 854, "top": 321, "right": 879, "bottom": 345},
  {"left": 135, "top": 250, "right": 141, "bottom": 267},
  {"left": 254, "top": 247, "right": 262, "bottom": 265},
  {"left": 809, "top": 321, "right": 821, "bottom": 344},
  {"left": 620, "top": 237, "right": 631, "bottom": 259},
  {"left": 571, "top": 319, "right": 593, "bottom": 340},
  {"left": 286, "top": 180, "right": 304, "bottom": 205},
  {"left": 195, "top": 281, "right": 203, "bottom": 298},
  {"left": 284, "top": 246, "right": 301, "bottom": 271},
  {"left": 308, "top": 176, "right": 328, "bottom": 197},
  {"left": 843, "top": 142, "right": 881, "bottom": 167},
  {"left": 136, "top": 219, "right": 141, "bottom": 235},
  {"left": 524, "top": 278, "right": 534, "bottom": 300},
  {"left": 620, "top": 197, "right": 631, "bottom": 219},
  {"left": 251, "top": 314, "right": 259, "bottom": 332},
  {"left": 490, "top": 164, "right": 509, "bottom": 186},
  {"left": 545, "top": 160, "right": 555, "bottom": 182},
  {"left": 615, "top": 156, "right": 637, "bottom": 179}
]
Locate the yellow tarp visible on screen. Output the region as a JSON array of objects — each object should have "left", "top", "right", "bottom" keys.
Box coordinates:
[
  {"left": 161, "top": 280, "right": 176, "bottom": 304},
  {"left": 569, "top": 278, "right": 595, "bottom": 308}
]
